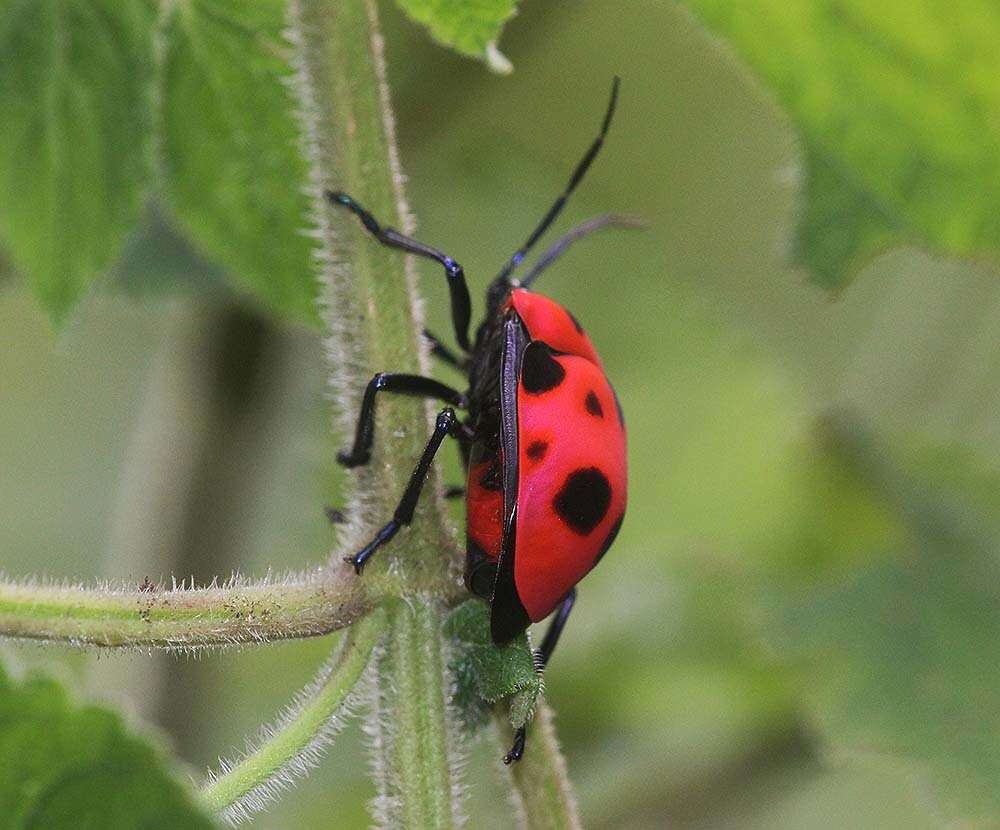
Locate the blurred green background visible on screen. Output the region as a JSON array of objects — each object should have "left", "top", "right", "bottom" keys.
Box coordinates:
[{"left": 2, "top": 1, "right": 998, "bottom": 828}]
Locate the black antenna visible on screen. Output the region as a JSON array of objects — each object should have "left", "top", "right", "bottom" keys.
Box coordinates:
[
  {"left": 494, "top": 77, "right": 621, "bottom": 285},
  {"left": 519, "top": 214, "right": 645, "bottom": 289}
]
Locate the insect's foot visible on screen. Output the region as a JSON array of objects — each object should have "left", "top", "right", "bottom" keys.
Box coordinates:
[
  {"left": 344, "top": 543, "right": 376, "bottom": 575},
  {"left": 503, "top": 727, "right": 526, "bottom": 765},
  {"left": 345, "top": 521, "right": 400, "bottom": 575},
  {"left": 343, "top": 553, "right": 366, "bottom": 574},
  {"left": 443, "top": 485, "right": 466, "bottom": 500}
]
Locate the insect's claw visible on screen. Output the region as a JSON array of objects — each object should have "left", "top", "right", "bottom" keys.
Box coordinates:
[{"left": 503, "top": 727, "right": 526, "bottom": 765}]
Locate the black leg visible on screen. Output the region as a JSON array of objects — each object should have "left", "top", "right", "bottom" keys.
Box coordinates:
[
  {"left": 503, "top": 729, "right": 527, "bottom": 766},
  {"left": 503, "top": 588, "right": 577, "bottom": 765},
  {"left": 338, "top": 373, "right": 466, "bottom": 468},
  {"left": 443, "top": 485, "right": 466, "bottom": 499},
  {"left": 536, "top": 588, "right": 577, "bottom": 670},
  {"left": 423, "top": 329, "right": 469, "bottom": 371},
  {"left": 326, "top": 191, "right": 472, "bottom": 351},
  {"left": 345, "top": 408, "right": 462, "bottom": 573},
  {"left": 494, "top": 78, "right": 620, "bottom": 285}
]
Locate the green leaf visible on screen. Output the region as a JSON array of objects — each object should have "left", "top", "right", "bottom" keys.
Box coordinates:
[
  {"left": 0, "top": 663, "right": 215, "bottom": 830},
  {"left": 394, "top": 0, "right": 518, "bottom": 72},
  {"left": 824, "top": 252, "right": 1000, "bottom": 471},
  {"left": 160, "top": 0, "right": 318, "bottom": 323},
  {"left": 110, "top": 202, "right": 226, "bottom": 298},
  {"left": 680, "top": 1, "right": 1000, "bottom": 288},
  {"left": 763, "top": 416, "right": 1000, "bottom": 825},
  {"left": 445, "top": 600, "right": 542, "bottom": 730},
  {"left": 0, "top": 0, "right": 156, "bottom": 323}
]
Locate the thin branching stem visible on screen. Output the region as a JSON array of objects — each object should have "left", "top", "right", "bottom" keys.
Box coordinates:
[
  {"left": 370, "top": 599, "right": 463, "bottom": 829},
  {"left": 201, "top": 608, "right": 388, "bottom": 824},
  {"left": 501, "top": 702, "right": 582, "bottom": 830},
  {"left": 0, "top": 568, "right": 367, "bottom": 649}
]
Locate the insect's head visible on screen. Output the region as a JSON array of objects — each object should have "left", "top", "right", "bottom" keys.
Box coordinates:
[{"left": 485, "top": 272, "right": 517, "bottom": 314}]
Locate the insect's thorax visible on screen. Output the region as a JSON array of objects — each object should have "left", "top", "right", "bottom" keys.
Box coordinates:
[{"left": 466, "top": 299, "right": 510, "bottom": 434}]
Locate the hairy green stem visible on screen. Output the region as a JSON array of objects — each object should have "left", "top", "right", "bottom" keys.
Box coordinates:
[
  {"left": 501, "top": 703, "right": 582, "bottom": 830},
  {"left": 201, "top": 608, "right": 387, "bottom": 824},
  {"left": 288, "top": 0, "right": 460, "bottom": 589},
  {"left": 370, "top": 599, "right": 461, "bottom": 828},
  {"left": 287, "top": 0, "right": 464, "bottom": 825},
  {"left": 0, "top": 569, "right": 367, "bottom": 649}
]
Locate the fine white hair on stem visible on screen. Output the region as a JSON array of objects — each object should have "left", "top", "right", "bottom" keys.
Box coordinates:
[
  {"left": 284, "top": 0, "right": 375, "bottom": 558},
  {"left": 202, "top": 611, "right": 387, "bottom": 825},
  {"left": 500, "top": 701, "right": 583, "bottom": 830},
  {"left": 495, "top": 720, "right": 530, "bottom": 830},
  {"left": 441, "top": 626, "right": 471, "bottom": 828},
  {"left": 362, "top": 642, "right": 398, "bottom": 830},
  {"left": 0, "top": 566, "right": 368, "bottom": 651},
  {"left": 214, "top": 668, "right": 373, "bottom": 826},
  {"left": 362, "top": 0, "right": 430, "bottom": 374},
  {"left": 362, "top": 598, "right": 467, "bottom": 829}
]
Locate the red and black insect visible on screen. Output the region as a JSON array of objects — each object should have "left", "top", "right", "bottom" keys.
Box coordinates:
[{"left": 328, "top": 79, "right": 628, "bottom": 763}]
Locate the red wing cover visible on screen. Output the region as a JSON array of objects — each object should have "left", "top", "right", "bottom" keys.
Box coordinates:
[{"left": 513, "top": 341, "right": 627, "bottom": 621}]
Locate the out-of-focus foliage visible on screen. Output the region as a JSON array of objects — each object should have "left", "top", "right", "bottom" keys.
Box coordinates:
[
  {"left": 0, "top": 0, "right": 519, "bottom": 326},
  {"left": 681, "top": 0, "right": 1000, "bottom": 288},
  {"left": 1, "top": 1, "right": 999, "bottom": 829},
  {"left": 160, "top": 0, "right": 316, "bottom": 323},
  {"left": 0, "top": 0, "right": 313, "bottom": 325},
  {"left": 394, "top": 0, "right": 518, "bottom": 70},
  {"left": 816, "top": 255, "right": 1000, "bottom": 467},
  {"left": 9, "top": 0, "right": 996, "bottom": 318},
  {"left": 0, "top": 0, "right": 156, "bottom": 322},
  {"left": 109, "top": 204, "right": 227, "bottom": 298},
  {"left": 765, "top": 420, "right": 1000, "bottom": 825},
  {"left": 0, "top": 662, "right": 215, "bottom": 830}
]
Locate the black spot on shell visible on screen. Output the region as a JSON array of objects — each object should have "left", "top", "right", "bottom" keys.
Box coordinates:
[
  {"left": 553, "top": 467, "right": 612, "bottom": 535},
  {"left": 593, "top": 512, "right": 624, "bottom": 566},
  {"left": 526, "top": 440, "right": 548, "bottom": 461},
  {"left": 479, "top": 457, "right": 503, "bottom": 491},
  {"left": 567, "top": 310, "right": 585, "bottom": 334},
  {"left": 613, "top": 387, "right": 625, "bottom": 428},
  {"left": 585, "top": 391, "right": 604, "bottom": 417},
  {"left": 521, "top": 342, "right": 565, "bottom": 394}
]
